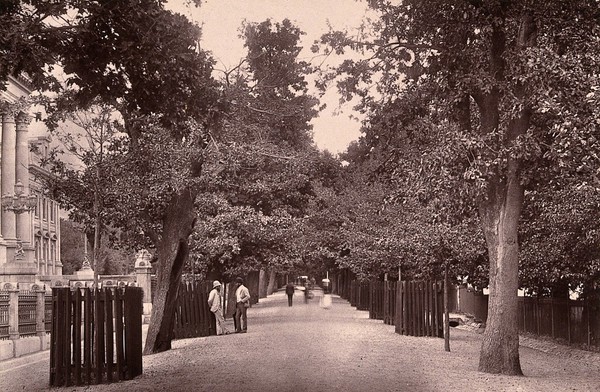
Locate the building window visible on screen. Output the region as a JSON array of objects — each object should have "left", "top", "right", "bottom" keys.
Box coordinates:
[
  {"left": 50, "top": 200, "right": 55, "bottom": 222},
  {"left": 34, "top": 195, "right": 40, "bottom": 218},
  {"left": 42, "top": 197, "right": 47, "bottom": 221},
  {"left": 35, "top": 238, "right": 41, "bottom": 273},
  {"left": 43, "top": 238, "right": 49, "bottom": 265}
]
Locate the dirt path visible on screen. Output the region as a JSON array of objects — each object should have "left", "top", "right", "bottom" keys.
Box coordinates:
[{"left": 2, "top": 288, "right": 599, "bottom": 391}]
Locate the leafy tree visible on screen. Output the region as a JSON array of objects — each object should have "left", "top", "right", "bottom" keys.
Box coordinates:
[
  {"left": 520, "top": 184, "right": 600, "bottom": 296},
  {"left": 3, "top": 1, "right": 221, "bottom": 354},
  {"left": 60, "top": 219, "right": 85, "bottom": 275},
  {"left": 60, "top": 218, "right": 133, "bottom": 275},
  {"left": 189, "top": 19, "right": 322, "bottom": 282},
  {"left": 318, "top": 0, "right": 600, "bottom": 375},
  {"left": 44, "top": 104, "right": 119, "bottom": 277}
]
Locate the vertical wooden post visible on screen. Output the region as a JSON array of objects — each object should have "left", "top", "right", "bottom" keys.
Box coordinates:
[
  {"left": 402, "top": 282, "right": 408, "bottom": 335},
  {"left": 410, "top": 281, "right": 415, "bottom": 335},
  {"left": 49, "top": 289, "right": 55, "bottom": 387},
  {"left": 83, "top": 289, "right": 92, "bottom": 384},
  {"left": 191, "top": 283, "right": 200, "bottom": 336},
  {"left": 536, "top": 298, "right": 540, "bottom": 336},
  {"left": 522, "top": 297, "right": 526, "bottom": 333},
  {"left": 395, "top": 281, "right": 402, "bottom": 333},
  {"left": 420, "top": 281, "right": 425, "bottom": 336},
  {"left": 50, "top": 288, "right": 62, "bottom": 386},
  {"left": 94, "top": 288, "right": 104, "bottom": 384},
  {"left": 74, "top": 289, "right": 82, "bottom": 386},
  {"left": 64, "top": 288, "right": 72, "bottom": 386},
  {"left": 433, "top": 280, "right": 440, "bottom": 337},
  {"left": 425, "top": 281, "right": 431, "bottom": 336},
  {"left": 586, "top": 297, "right": 591, "bottom": 347},
  {"left": 114, "top": 288, "right": 125, "bottom": 380},
  {"left": 124, "top": 287, "right": 143, "bottom": 379},
  {"left": 444, "top": 265, "right": 450, "bottom": 352},
  {"left": 105, "top": 288, "right": 114, "bottom": 383},
  {"left": 407, "top": 281, "right": 412, "bottom": 335},
  {"left": 567, "top": 300, "right": 571, "bottom": 344}
]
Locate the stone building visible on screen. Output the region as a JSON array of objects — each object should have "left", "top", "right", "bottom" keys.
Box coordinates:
[
  {"left": 29, "top": 135, "right": 62, "bottom": 276},
  {"left": 0, "top": 74, "right": 62, "bottom": 287}
]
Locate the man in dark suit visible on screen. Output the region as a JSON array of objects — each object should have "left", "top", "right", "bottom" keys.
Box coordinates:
[{"left": 285, "top": 282, "right": 295, "bottom": 306}]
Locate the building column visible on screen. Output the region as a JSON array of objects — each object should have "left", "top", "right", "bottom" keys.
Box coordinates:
[
  {"left": 0, "top": 114, "right": 6, "bottom": 264},
  {"left": 0, "top": 113, "right": 4, "bottom": 239},
  {"left": 16, "top": 113, "right": 31, "bottom": 245},
  {"left": 1, "top": 113, "right": 17, "bottom": 242}
]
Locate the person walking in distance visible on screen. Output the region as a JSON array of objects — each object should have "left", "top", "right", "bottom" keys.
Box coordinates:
[
  {"left": 208, "top": 280, "right": 230, "bottom": 335},
  {"left": 285, "top": 282, "right": 295, "bottom": 306},
  {"left": 234, "top": 277, "right": 250, "bottom": 333}
]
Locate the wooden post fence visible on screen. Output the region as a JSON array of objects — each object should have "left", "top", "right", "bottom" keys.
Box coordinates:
[
  {"left": 172, "top": 281, "right": 215, "bottom": 339},
  {"left": 49, "top": 286, "right": 143, "bottom": 387},
  {"left": 394, "top": 280, "right": 443, "bottom": 338},
  {"left": 383, "top": 281, "right": 396, "bottom": 325}
]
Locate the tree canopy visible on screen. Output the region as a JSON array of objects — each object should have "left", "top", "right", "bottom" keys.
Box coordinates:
[{"left": 317, "top": 0, "right": 600, "bottom": 375}]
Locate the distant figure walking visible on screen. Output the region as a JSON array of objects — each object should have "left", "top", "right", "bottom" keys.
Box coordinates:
[
  {"left": 304, "top": 284, "right": 310, "bottom": 304},
  {"left": 208, "top": 280, "right": 230, "bottom": 335},
  {"left": 320, "top": 293, "right": 332, "bottom": 309},
  {"left": 234, "top": 277, "right": 251, "bottom": 333},
  {"left": 285, "top": 282, "right": 295, "bottom": 306}
]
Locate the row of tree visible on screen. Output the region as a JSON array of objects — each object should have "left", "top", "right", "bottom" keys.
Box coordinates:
[
  {"left": 315, "top": 0, "right": 600, "bottom": 375},
  {"left": 2, "top": 0, "right": 599, "bottom": 376}
]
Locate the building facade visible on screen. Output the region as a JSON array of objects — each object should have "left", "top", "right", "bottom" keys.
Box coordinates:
[
  {"left": 0, "top": 74, "right": 62, "bottom": 286},
  {"left": 30, "top": 135, "right": 62, "bottom": 276}
]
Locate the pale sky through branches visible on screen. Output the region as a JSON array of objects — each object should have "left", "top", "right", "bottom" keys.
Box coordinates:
[{"left": 167, "top": 0, "right": 370, "bottom": 154}]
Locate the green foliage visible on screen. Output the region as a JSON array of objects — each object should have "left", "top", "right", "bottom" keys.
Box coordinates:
[
  {"left": 25, "top": 1, "right": 220, "bottom": 254},
  {"left": 187, "top": 18, "right": 326, "bottom": 279},
  {"left": 520, "top": 184, "right": 600, "bottom": 295},
  {"left": 59, "top": 219, "right": 134, "bottom": 275},
  {"left": 59, "top": 219, "right": 85, "bottom": 275},
  {"left": 316, "top": 0, "right": 600, "bottom": 290},
  {"left": 220, "top": 18, "right": 318, "bottom": 150}
]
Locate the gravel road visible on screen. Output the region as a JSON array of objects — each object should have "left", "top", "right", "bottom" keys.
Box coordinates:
[{"left": 1, "top": 288, "right": 599, "bottom": 391}]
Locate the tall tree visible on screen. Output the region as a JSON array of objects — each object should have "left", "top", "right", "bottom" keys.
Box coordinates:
[
  {"left": 44, "top": 104, "right": 118, "bottom": 277},
  {"left": 319, "top": 0, "right": 600, "bottom": 374},
  {"left": 3, "top": 1, "right": 221, "bottom": 354},
  {"left": 190, "top": 19, "right": 321, "bottom": 280}
]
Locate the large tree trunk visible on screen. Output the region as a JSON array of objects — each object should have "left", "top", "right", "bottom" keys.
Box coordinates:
[
  {"left": 477, "top": 10, "right": 536, "bottom": 375},
  {"left": 144, "top": 189, "right": 197, "bottom": 354},
  {"left": 259, "top": 269, "right": 268, "bottom": 298},
  {"left": 476, "top": 92, "right": 527, "bottom": 375},
  {"left": 478, "top": 166, "right": 524, "bottom": 375},
  {"left": 266, "top": 269, "right": 277, "bottom": 295}
]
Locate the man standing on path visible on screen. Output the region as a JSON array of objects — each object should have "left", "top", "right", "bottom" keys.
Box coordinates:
[
  {"left": 208, "top": 280, "right": 230, "bottom": 335},
  {"left": 285, "top": 282, "right": 295, "bottom": 306},
  {"left": 234, "top": 277, "right": 250, "bottom": 333}
]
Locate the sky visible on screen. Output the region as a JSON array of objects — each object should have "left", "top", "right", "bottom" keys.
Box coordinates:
[{"left": 167, "top": 0, "right": 371, "bottom": 154}]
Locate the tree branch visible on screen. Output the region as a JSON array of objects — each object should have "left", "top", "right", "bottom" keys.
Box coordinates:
[{"left": 258, "top": 151, "right": 295, "bottom": 160}]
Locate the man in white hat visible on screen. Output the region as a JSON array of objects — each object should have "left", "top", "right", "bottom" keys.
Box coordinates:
[{"left": 208, "top": 280, "right": 230, "bottom": 335}]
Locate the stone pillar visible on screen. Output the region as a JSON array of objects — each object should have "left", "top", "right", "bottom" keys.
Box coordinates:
[
  {"left": 33, "top": 284, "right": 46, "bottom": 338},
  {"left": 0, "top": 116, "right": 4, "bottom": 264},
  {"left": 15, "top": 113, "right": 31, "bottom": 245},
  {"left": 0, "top": 114, "right": 5, "bottom": 240},
  {"left": 134, "top": 250, "right": 153, "bottom": 320},
  {"left": 5, "top": 283, "right": 19, "bottom": 340},
  {"left": 1, "top": 113, "right": 17, "bottom": 243}
]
